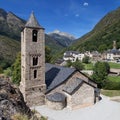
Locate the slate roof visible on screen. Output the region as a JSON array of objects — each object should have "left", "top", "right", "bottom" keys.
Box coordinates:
[
  {"left": 46, "top": 92, "right": 66, "bottom": 102},
  {"left": 25, "top": 12, "right": 43, "bottom": 29},
  {"left": 45, "top": 63, "right": 76, "bottom": 92},
  {"left": 63, "top": 78, "right": 83, "bottom": 95},
  {"left": 107, "top": 49, "right": 120, "bottom": 54},
  {"left": 64, "top": 51, "right": 80, "bottom": 56},
  {"left": 55, "top": 59, "right": 64, "bottom": 64}
]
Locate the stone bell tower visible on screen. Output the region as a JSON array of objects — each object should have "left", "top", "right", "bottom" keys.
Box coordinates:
[{"left": 20, "top": 12, "right": 46, "bottom": 106}]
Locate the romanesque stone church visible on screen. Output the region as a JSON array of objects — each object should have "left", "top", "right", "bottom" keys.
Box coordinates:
[{"left": 20, "top": 12, "right": 100, "bottom": 110}]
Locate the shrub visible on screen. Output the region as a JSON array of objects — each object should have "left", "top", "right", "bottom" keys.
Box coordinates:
[
  {"left": 103, "top": 80, "right": 120, "bottom": 90},
  {"left": 92, "top": 61, "right": 110, "bottom": 88},
  {"left": 11, "top": 113, "right": 29, "bottom": 120}
]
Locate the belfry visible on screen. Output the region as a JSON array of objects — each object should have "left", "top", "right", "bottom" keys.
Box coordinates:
[{"left": 20, "top": 12, "right": 46, "bottom": 106}]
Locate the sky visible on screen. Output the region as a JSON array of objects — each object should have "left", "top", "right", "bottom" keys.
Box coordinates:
[{"left": 0, "top": 0, "right": 120, "bottom": 38}]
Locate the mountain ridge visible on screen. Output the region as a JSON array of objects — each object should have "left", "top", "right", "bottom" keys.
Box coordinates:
[
  {"left": 0, "top": 8, "right": 26, "bottom": 40},
  {"left": 48, "top": 30, "right": 76, "bottom": 47},
  {"left": 0, "top": 8, "right": 75, "bottom": 68},
  {"left": 70, "top": 7, "right": 120, "bottom": 52}
]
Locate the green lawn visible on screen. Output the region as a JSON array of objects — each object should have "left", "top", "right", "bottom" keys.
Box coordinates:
[
  {"left": 101, "top": 76, "right": 120, "bottom": 97},
  {"left": 83, "top": 63, "right": 93, "bottom": 70},
  {"left": 101, "top": 89, "right": 120, "bottom": 97},
  {"left": 83, "top": 62, "right": 120, "bottom": 70},
  {"left": 108, "top": 62, "right": 120, "bottom": 69},
  {"left": 108, "top": 76, "right": 120, "bottom": 82}
]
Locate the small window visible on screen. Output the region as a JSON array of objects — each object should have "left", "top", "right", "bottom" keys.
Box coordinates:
[
  {"left": 33, "top": 57, "right": 38, "bottom": 66},
  {"left": 32, "top": 30, "right": 38, "bottom": 42},
  {"left": 34, "top": 70, "right": 37, "bottom": 79}
]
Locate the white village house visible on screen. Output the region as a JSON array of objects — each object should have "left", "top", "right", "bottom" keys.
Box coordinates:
[
  {"left": 63, "top": 51, "right": 85, "bottom": 62},
  {"left": 20, "top": 12, "right": 100, "bottom": 110},
  {"left": 106, "top": 41, "right": 120, "bottom": 61}
]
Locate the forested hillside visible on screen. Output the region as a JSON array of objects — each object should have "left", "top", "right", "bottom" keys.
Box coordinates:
[{"left": 69, "top": 7, "right": 120, "bottom": 52}]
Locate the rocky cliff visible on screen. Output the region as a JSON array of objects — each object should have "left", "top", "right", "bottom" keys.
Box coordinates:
[{"left": 0, "top": 78, "right": 32, "bottom": 120}]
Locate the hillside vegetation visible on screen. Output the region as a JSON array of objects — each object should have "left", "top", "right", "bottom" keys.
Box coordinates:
[
  {"left": 0, "top": 35, "right": 20, "bottom": 69},
  {"left": 0, "top": 8, "right": 67, "bottom": 69},
  {"left": 69, "top": 7, "right": 120, "bottom": 52}
]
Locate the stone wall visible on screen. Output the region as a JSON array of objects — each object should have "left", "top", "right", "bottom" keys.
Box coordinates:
[
  {"left": 46, "top": 71, "right": 96, "bottom": 109},
  {"left": 20, "top": 26, "right": 46, "bottom": 106},
  {"left": 46, "top": 99, "right": 66, "bottom": 110},
  {"left": 70, "top": 83, "right": 95, "bottom": 109}
]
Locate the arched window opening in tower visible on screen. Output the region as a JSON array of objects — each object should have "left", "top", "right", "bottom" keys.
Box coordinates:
[
  {"left": 34, "top": 70, "right": 37, "bottom": 79},
  {"left": 33, "top": 57, "right": 38, "bottom": 66},
  {"left": 32, "top": 30, "right": 38, "bottom": 42}
]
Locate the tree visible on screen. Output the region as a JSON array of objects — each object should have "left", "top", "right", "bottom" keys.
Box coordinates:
[
  {"left": 45, "top": 46, "right": 52, "bottom": 63},
  {"left": 98, "top": 44, "right": 107, "bottom": 53},
  {"left": 66, "top": 60, "right": 72, "bottom": 67},
  {"left": 4, "top": 67, "right": 12, "bottom": 77},
  {"left": 92, "top": 61, "right": 110, "bottom": 88},
  {"left": 11, "top": 52, "right": 21, "bottom": 85},
  {"left": 82, "top": 56, "right": 90, "bottom": 64},
  {"left": 0, "top": 66, "right": 3, "bottom": 73},
  {"left": 72, "top": 59, "right": 84, "bottom": 70},
  {"left": 66, "top": 59, "right": 84, "bottom": 70}
]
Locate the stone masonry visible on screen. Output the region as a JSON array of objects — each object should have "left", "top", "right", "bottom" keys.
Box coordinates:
[{"left": 20, "top": 12, "right": 46, "bottom": 106}]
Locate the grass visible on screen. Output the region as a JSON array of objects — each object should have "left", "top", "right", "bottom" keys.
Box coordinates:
[
  {"left": 83, "top": 62, "right": 120, "bottom": 70},
  {"left": 11, "top": 114, "right": 47, "bottom": 120},
  {"left": 83, "top": 63, "right": 93, "bottom": 70},
  {"left": 108, "top": 76, "right": 120, "bottom": 82},
  {"left": 108, "top": 62, "right": 120, "bottom": 69},
  {"left": 101, "top": 89, "right": 120, "bottom": 97}
]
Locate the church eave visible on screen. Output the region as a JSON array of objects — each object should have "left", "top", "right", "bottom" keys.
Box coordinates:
[{"left": 25, "top": 26, "right": 45, "bottom": 30}]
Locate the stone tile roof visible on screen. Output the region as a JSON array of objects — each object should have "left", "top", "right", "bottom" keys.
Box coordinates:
[
  {"left": 25, "top": 12, "right": 43, "bottom": 29},
  {"left": 63, "top": 78, "right": 83, "bottom": 95},
  {"left": 65, "top": 51, "right": 80, "bottom": 56},
  {"left": 45, "top": 63, "right": 97, "bottom": 93},
  {"left": 45, "top": 63, "right": 76, "bottom": 92},
  {"left": 46, "top": 92, "right": 66, "bottom": 102},
  {"left": 55, "top": 59, "right": 64, "bottom": 64},
  {"left": 107, "top": 49, "right": 120, "bottom": 54}
]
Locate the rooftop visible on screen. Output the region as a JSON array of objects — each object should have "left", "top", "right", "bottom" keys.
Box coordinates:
[
  {"left": 45, "top": 63, "right": 97, "bottom": 93},
  {"left": 46, "top": 92, "right": 66, "bottom": 102},
  {"left": 45, "top": 63, "right": 76, "bottom": 92},
  {"left": 25, "top": 12, "right": 43, "bottom": 29},
  {"left": 63, "top": 78, "right": 83, "bottom": 95}
]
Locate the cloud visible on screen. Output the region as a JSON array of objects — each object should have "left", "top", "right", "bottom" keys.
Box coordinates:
[
  {"left": 83, "top": 2, "right": 89, "bottom": 6},
  {"left": 75, "top": 14, "right": 79, "bottom": 17}
]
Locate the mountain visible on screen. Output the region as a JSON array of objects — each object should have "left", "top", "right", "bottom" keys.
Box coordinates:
[
  {"left": 0, "top": 8, "right": 74, "bottom": 68},
  {"left": 45, "top": 34, "right": 64, "bottom": 53},
  {"left": 0, "top": 8, "right": 25, "bottom": 69},
  {"left": 0, "top": 35, "right": 20, "bottom": 69},
  {"left": 48, "top": 30, "right": 76, "bottom": 47},
  {"left": 70, "top": 7, "right": 120, "bottom": 52},
  {"left": 0, "top": 8, "right": 26, "bottom": 40}
]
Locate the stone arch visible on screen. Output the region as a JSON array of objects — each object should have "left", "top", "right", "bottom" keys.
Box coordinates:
[
  {"left": 32, "top": 30, "right": 38, "bottom": 42},
  {"left": 34, "top": 70, "right": 37, "bottom": 79},
  {"left": 33, "top": 57, "right": 38, "bottom": 66}
]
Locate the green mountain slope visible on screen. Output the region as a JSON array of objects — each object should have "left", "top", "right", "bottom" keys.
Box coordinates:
[
  {"left": 0, "top": 8, "right": 66, "bottom": 69},
  {"left": 0, "top": 8, "right": 25, "bottom": 40},
  {"left": 70, "top": 7, "right": 120, "bottom": 52},
  {"left": 0, "top": 35, "right": 20, "bottom": 69},
  {"left": 45, "top": 34, "right": 64, "bottom": 53}
]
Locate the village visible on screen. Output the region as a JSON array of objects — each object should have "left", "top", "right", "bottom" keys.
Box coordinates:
[{"left": 56, "top": 41, "right": 120, "bottom": 66}]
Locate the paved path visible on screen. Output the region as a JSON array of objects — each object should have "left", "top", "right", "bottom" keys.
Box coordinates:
[{"left": 33, "top": 95, "right": 120, "bottom": 120}]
